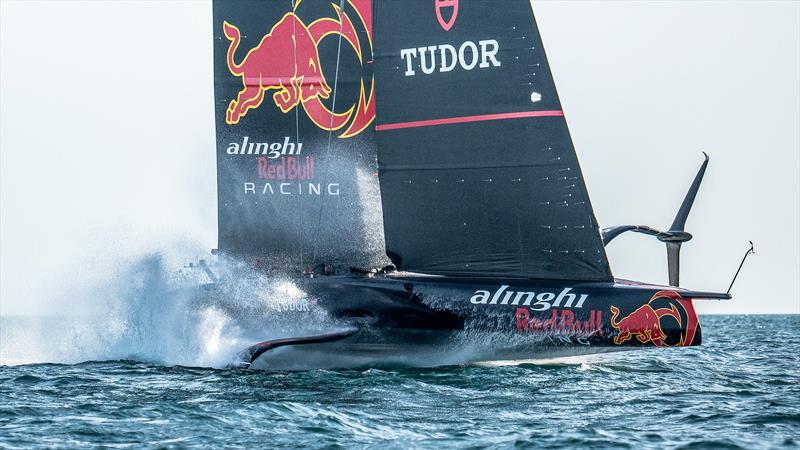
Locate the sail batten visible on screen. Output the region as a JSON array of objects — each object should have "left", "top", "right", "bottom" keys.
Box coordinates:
[{"left": 373, "top": 0, "right": 612, "bottom": 281}]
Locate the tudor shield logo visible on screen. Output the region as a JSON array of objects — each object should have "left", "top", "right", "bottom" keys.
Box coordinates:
[{"left": 435, "top": 0, "right": 458, "bottom": 31}]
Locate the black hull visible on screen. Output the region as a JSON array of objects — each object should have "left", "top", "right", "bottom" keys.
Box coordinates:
[
  {"left": 194, "top": 272, "right": 718, "bottom": 370},
  {"left": 246, "top": 329, "right": 633, "bottom": 371}
]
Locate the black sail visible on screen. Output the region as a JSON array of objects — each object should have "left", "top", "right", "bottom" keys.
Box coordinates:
[
  {"left": 373, "top": 0, "right": 612, "bottom": 281},
  {"left": 212, "top": 0, "right": 385, "bottom": 270}
]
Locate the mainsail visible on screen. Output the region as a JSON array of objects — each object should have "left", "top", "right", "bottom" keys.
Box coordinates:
[
  {"left": 212, "top": 0, "right": 384, "bottom": 269},
  {"left": 373, "top": 0, "right": 612, "bottom": 281}
]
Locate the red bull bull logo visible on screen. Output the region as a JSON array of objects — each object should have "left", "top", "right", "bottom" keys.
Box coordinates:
[
  {"left": 610, "top": 291, "right": 699, "bottom": 347},
  {"left": 222, "top": 1, "right": 374, "bottom": 138},
  {"left": 223, "top": 14, "right": 330, "bottom": 121}
]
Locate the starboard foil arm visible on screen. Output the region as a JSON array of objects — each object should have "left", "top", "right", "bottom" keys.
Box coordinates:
[
  {"left": 230, "top": 328, "right": 361, "bottom": 369},
  {"left": 602, "top": 153, "right": 709, "bottom": 287}
]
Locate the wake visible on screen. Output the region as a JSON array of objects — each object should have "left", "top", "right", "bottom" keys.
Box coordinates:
[
  {"left": 1, "top": 253, "right": 619, "bottom": 369},
  {"left": 0, "top": 254, "right": 324, "bottom": 368}
]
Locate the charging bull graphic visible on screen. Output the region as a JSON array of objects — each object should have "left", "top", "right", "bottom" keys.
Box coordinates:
[
  {"left": 222, "top": 1, "right": 375, "bottom": 138},
  {"left": 223, "top": 14, "right": 330, "bottom": 120},
  {"left": 610, "top": 291, "right": 699, "bottom": 347}
]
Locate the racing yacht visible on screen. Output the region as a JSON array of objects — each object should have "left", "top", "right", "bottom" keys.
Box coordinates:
[{"left": 206, "top": 0, "right": 741, "bottom": 370}]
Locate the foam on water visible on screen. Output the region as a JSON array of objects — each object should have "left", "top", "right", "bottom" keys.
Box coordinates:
[
  {"left": 0, "top": 253, "right": 325, "bottom": 368},
  {"left": 0, "top": 253, "right": 622, "bottom": 369}
]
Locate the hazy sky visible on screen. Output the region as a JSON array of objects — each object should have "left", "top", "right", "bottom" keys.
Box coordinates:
[{"left": 1, "top": 0, "right": 798, "bottom": 315}]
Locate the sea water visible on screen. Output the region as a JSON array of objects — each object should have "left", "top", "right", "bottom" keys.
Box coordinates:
[
  {"left": 0, "top": 257, "right": 798, "bottom": 448},
  {"left": 2, "top": 317, "right": 798, "bottom": 448}
]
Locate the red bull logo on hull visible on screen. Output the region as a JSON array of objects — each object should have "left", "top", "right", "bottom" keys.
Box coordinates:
[
  {"left": 221, "top": 0, "right": 375, "bottom": 138},
  {"left": 610, "top": 291, "right": 699, "bottom": 347}
]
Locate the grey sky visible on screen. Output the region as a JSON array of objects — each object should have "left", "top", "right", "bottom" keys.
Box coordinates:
[{"left": 1, "top": 0, "right": 798, "bottom": 316}]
